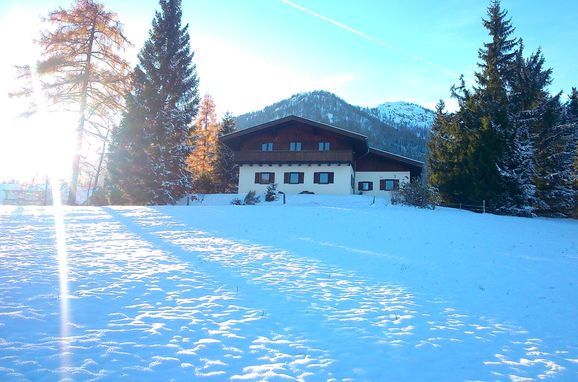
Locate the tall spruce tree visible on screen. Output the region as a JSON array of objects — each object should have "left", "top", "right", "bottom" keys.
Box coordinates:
[
  {"left": 107, "top": 0, "right": 199, "bottom": 204},
  {"left": 532, "top": 96, "right": 575, "bottom": 216},
  {"left": 472, "top": 0, "right": 519, "bottom": 210},
  {"left": 497, "top": 41, "right": 552, "bottom": 215}
]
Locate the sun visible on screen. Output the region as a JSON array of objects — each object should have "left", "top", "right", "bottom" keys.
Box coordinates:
[{"left": 0, "top": 110, "right": 77, "bottom": 183}]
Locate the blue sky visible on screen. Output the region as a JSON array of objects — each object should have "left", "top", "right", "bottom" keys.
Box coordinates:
[
  {"left": 0, "top": 0, "right": 576, "bottom": 180},
  {"left": 2, "top": 0, "right": 575, "bottom": 113}
]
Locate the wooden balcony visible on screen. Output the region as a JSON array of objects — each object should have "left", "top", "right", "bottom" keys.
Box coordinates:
[{"left": 233, "top": 150, "right": 354, "bottom": 164}]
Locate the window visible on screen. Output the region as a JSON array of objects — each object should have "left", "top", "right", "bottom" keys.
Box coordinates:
[
  {"left": 255, "top": 172, "right": 275, "bottom": 184},
  {"left": 290, "top": 142, "right": 302, "bottom": 151},
  {"left": 261, "top": 142, "right": 273, "bottom": 151},
  {"left": 380, "top": 179, "right": 400, "bottom": 191},
  {"left": 284, "top": 172, "right": 304, "bottom": 184},
  {"left": 314, "top": 172, "right": 334, "bottom": 184},
  {"left": 358, "top": 181, "right": 373, "bottom": 191},
  {"left": 318, "top": 142, "right": 330, "bottom": 151}
]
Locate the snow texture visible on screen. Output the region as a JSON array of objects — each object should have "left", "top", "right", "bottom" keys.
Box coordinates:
[{"left": 1, "top": 196, "right": 577, "bottom": 381}]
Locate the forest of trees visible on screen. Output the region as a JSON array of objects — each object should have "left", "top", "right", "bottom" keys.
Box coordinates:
[
  {"left": 428, "top": 1, "right": 577, "bottom": 218},
  {"left": 14, "top": 0, "right": 238, "bottom": 205},
  {"left": 12, "top": 0, "right": 577, "bottom": 217}
]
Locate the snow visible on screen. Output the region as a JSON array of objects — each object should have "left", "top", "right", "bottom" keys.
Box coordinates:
[
  {"left": 1, "top": 196, "right": 578, "bottom": 381},
  {"left": 374, "top": 101, "right": 435, "bottom": 132}
]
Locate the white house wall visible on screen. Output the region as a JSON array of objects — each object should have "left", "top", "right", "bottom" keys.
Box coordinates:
[
  {"left": 354, "top": 171, "right": 410, "bottom": 197},
  {"left": 238, "top": 164, "right": 354, "bottom": 195}
]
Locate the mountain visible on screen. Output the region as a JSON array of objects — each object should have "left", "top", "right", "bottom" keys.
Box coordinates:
[
  {"left": 235, "top": 91, "right": 432, "bottom": 161},
  {"left": 366, "top": 101, "right": 435, "bottom": 137}
]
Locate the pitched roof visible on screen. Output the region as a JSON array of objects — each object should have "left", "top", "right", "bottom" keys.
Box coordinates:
[
  {"left": 220, "top": 115, "right": 367, "bottom": 144},
  {"left": 367, "top": 147, "right": 424, "bottom": 169}
]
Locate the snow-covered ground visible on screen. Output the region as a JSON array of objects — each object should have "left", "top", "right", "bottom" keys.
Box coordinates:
[{"left": 1, "top": 195, "right": 577, "bottom": 381}]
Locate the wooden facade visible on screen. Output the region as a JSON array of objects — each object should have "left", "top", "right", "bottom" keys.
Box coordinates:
[
  {"left": 355, "top": 148, "right": 423, "bottom": 179},
  {"left": 220, "top": 116, "right": 424, "bottom": 195}
]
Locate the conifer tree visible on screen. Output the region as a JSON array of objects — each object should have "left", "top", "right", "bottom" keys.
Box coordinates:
[
  {"left": 11, "top": 0, "right": 132, "bottom": 204},
  {"left": 532, "top": 96, "right": 575, "bottom": 216},
  {"left": 497, "top": 42, "right": 552, "bottom": 215},
  {"left": 471, "top": 0, "right": 519, "bottom": 210},
  {"left": 215, "top": 112, "right": 238, "bottom": 192},
  {"left": 107, "top": 0, "right": 199, "bottom": 204},
  {"left": 187, "top": 94, "right": 220, "bottom": 194}
]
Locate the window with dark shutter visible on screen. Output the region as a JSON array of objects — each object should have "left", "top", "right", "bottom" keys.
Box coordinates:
[
  {"left": 314, "top": 172, "right": 334, "bottom": 184},
  {"left": 358, "top": 181, "right": 373, "bottom": 191},
  {"left": 255, "top": 172, "right": 275, "bottom": 184},
  {"left": 284, "top": 172, "right": 303, "bottom": 184},
  {"left": 380, "top": 179, "right": 400, "bottom": 191}
]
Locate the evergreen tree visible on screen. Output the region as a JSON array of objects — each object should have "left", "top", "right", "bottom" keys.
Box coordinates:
[
  {"left": 532, "top": 96, "right": 575, "bottom": 216},
  {"left": 497, "top": 42, "right": 552, "bottom": 215},
  {"left": 564, "top": 88, "right": 578, "bottom": 218},
  {"left": 187, "top": 94, "right": 220, "bottom": 194},
  {"left": 471, "top": 0, "right": 519, "bottom": 210},
  {"left": 214, "top": 112, "right": 238, "bottom": 193},
  {"left": 107, "top": 0, "right": 199, "bottom": 204}
]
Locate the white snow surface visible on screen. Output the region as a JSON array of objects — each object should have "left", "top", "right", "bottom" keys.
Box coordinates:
[
  {"left": 1, "top": 195, "right": 578, "bottom": 381},
  {"left": 374, "top": 101, "right": 435, "bottom": 131}
]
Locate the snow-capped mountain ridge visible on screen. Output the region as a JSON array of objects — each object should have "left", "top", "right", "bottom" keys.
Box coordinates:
[
  {"left": 369, "top": 101, "right": 435, "bottom": 132},
  {"left": 236, "top": 91, "right": 432, "bottom": 161}
]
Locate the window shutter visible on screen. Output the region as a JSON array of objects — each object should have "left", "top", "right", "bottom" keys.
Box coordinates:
[
  {"left": 270, "top": 173, "right": 275, "bottom": 183},
  {"left": 314, "top": 172, "right": 320, "bottom": 184},
  {"left": 298, "top": 172, "right": 304, "bottom": 184},
  {"left": 255, "top": 173, "right": 260, "bottom": 184},
  {"left": 358, "top": 182, "right": 363, "bottom": 191},
  {"left": 328, "top": 172, "right": 334, "bottom": 184},
  {"left": 393, "top": 179, "right": 399, "bottom": 190},
  {"left": 368, "top": 182, "right": 373, "bottom": 191},
  {"left": 284, "top": 173, "right": 290, "bottom": 184},
  {"left": 380, "top": 179, "right": 386, "bottom": 190}
]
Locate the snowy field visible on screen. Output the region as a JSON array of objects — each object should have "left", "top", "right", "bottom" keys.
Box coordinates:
[{"left": 1, "top": 195, "right": 577, "bottom": 381}]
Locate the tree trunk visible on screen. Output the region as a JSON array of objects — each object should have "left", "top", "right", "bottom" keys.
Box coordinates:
[{"left": 67, "top": 13, "right": 97, "bottom": 205}]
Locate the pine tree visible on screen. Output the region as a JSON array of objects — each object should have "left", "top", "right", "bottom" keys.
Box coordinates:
[
  {"left": 564, "top": 88, "right": 578, "bottom": 218},
  {"left": 215, "top": 111, "right": 238, "bottom": 193},
  {"left": 187, "top": 94, "right": 220, "bottom": 194},
  {"left": 471, "top": 0, "right": 519, "bottom": 210},
  {"left": 497, "top": 42, "right": 552, "bottom": 215},
  {"left": 533, "top": 96, "right": 575, "bottom": 217},
  {"left": 107, "top": 0, "right": 199, "bottom": 204},
  {"left": 11, "top": 0, "right": 132, "bottom": 204}
]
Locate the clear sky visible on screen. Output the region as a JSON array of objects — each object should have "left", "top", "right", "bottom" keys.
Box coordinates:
[{"left": 0, "top": 0, "right": 576, "bottom": 181}]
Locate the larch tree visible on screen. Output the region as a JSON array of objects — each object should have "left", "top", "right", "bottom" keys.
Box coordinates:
[
  {"left": 187, "top": 94, "right": 220, "bottom": 194},
  {"left": 12, "top": 0, "right": 132, "bottom": 204},
  {"left": 107, "top": 0, "right": 199, "bottom": 205}
]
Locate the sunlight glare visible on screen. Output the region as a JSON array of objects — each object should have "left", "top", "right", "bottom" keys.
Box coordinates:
[{"left": 29, "top": 60, "right": 73, "bottom": 377}]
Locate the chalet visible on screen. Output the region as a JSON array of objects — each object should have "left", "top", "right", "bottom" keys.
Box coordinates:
[{"left": 220, "top": 116, "right": 423, "bottom": 196}]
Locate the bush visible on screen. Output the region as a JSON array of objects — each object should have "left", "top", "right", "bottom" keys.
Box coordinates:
[
  {"left": 243, "top": 190, "right": 260, "bottom": 205},
  {"left": 265, "top": 183, "right": 278, "bottom": 202},
  {"left": 391, "top": 181, "right": 440, "bottom": 209},
  {"left": 230, "top": 198, "right": 243, "bottom": 205}
]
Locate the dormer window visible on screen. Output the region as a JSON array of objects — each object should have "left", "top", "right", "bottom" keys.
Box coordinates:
[
  {"left": 290, "top": 142, "right": 302, "bottom": 151},
  {"left": 261, "top": 142, "right": 273, "bottom": 151},
  {"left": 318, "top": 142, "right": 330, "bottom": 151}
]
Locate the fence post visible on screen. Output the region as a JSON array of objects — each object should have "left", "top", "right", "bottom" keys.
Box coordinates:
[
  {"left": 459, "top": 203, "right": 462, "bottom": 209},
  {"left": 283, "top": 193, "right": 286, "bottom": 205},
  {"left": 482, "top": 200, "right": 486, "bottom": 214}
]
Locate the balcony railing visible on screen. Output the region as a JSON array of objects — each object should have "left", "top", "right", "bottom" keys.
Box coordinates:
[{"left": 233, "top": 150, "right": 353, "bottom": 163}]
